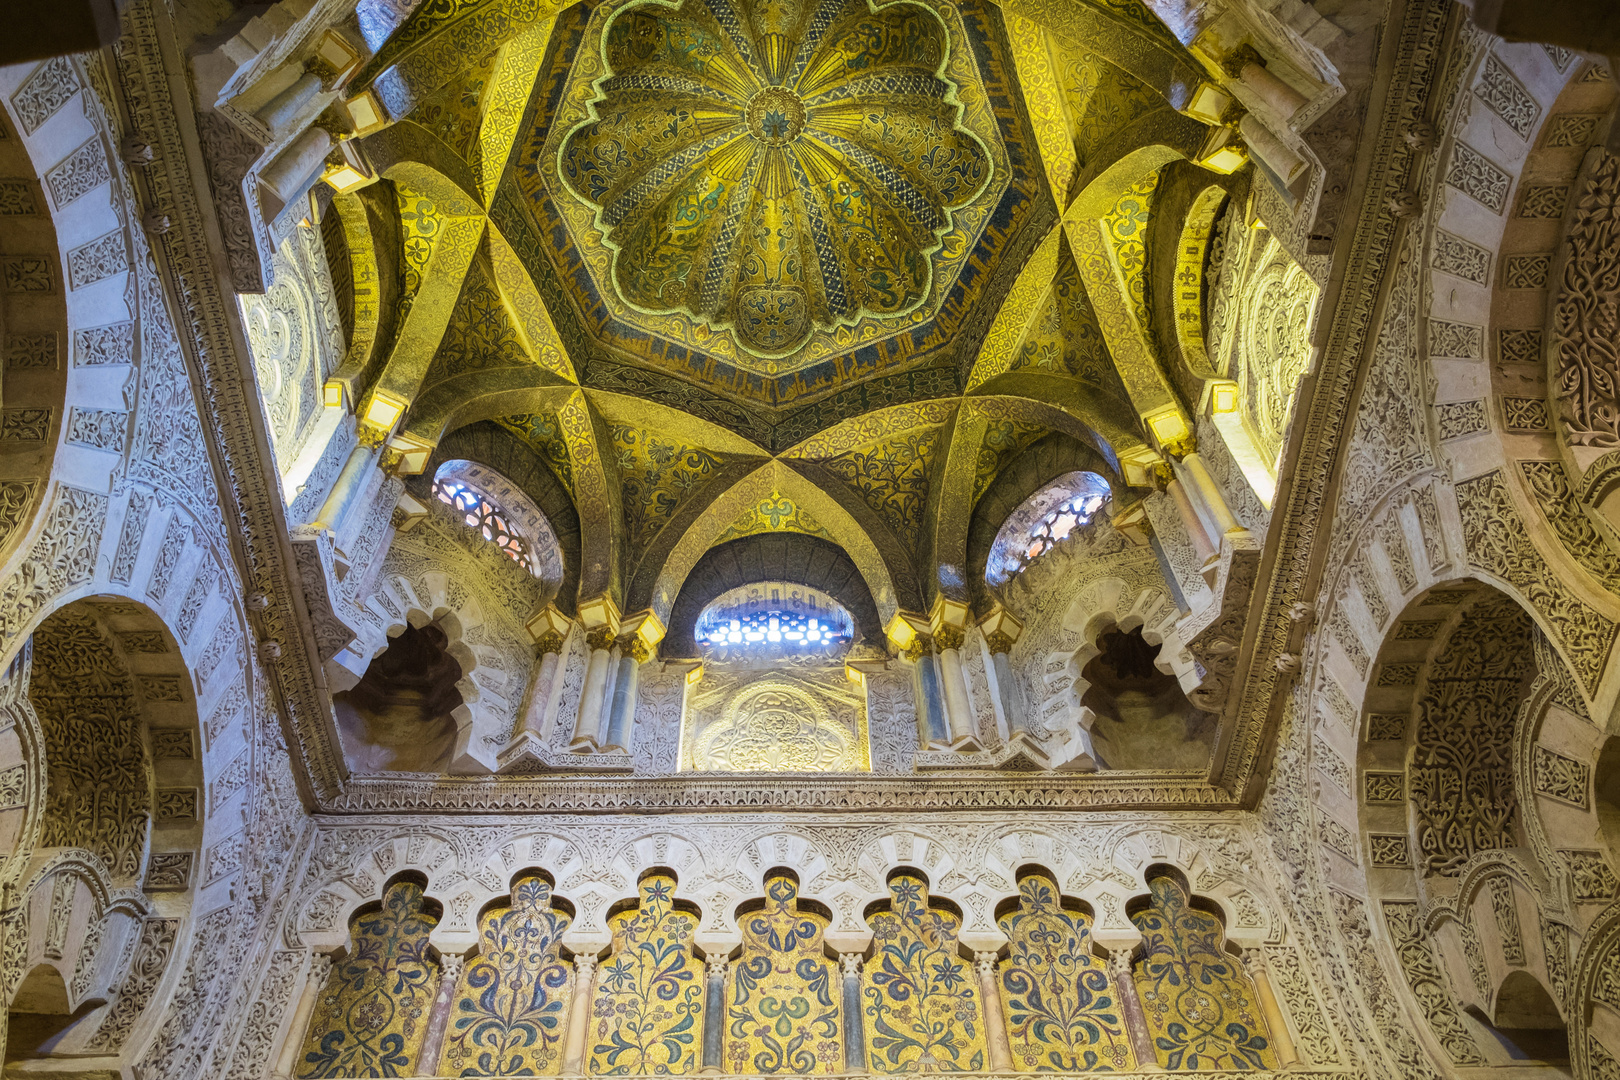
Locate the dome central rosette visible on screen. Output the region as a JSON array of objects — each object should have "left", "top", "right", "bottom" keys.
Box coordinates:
[{"left": 557, "top": 0, "right": 993, "bottom": 359}]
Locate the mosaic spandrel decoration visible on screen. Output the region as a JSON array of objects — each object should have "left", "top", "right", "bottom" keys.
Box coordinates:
[
  {"left": 725, "top": 872, "right": 842, "bottom": 1073},
  {"left": 1129, "top": 876, "right": 1275, "bottom": 1071},
  {"left": 997, "top": 872, "right": 1133, "bottom": 1071},
  {"left": 557, "top": 0, "right": 991, "bottom": 359},
  {"left": 298, "top": 879, "right": 440, "bottom": 1078},
  {"left": 439, "top": 874, "right": 573, "bottom": 1076},
  {"left": 862, "top": 872, "right": 988, "bottom": 1072},
  {"left": 589, "top": 873, "right": 705, "bottom": 1075}
]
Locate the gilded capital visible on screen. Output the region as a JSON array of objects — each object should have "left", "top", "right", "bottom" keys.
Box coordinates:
[{"left": 585, "top": 626, "right": 617, "bottom": 653}]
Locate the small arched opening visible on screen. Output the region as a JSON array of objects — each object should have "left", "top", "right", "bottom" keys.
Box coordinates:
[
  {"left": 1463, "top": 971, "right": 1570, "bottom": 1070},
  {"left": 1080, "top": 625, "right": 1212, "bottom": 771},
  {"left": 6, "top": 964, "right": 97, "bottom": 1059},
  {"left": 985, "top": 471, "right": 1113, "bottom": 587},
  {"left": 334, "top": 620, "right": 466, "bottom": 772}
]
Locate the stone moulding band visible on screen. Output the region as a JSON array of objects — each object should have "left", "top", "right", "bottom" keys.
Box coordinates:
[{"left": 322, "top": 773, "right": 1232, "bottom": 813}]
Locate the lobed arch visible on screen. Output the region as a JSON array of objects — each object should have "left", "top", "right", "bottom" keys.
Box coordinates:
[{"left": 337, "top": 576, "right": 528, "bottom": 775}]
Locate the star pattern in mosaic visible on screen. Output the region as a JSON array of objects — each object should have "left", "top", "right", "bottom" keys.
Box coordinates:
[{"left": 557, "top": 0, "right": 991, "bottom": 360}]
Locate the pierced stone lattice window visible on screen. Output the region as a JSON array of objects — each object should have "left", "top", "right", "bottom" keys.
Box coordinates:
[
  {"left": 987, "top": 472, "right": 1112, "bottom": 584},
  {"left": 433, "top": 477, "right": 530, "bottom": 569},
  {"left": 695, "top": 582, "right": 853, "bottom": 654}
]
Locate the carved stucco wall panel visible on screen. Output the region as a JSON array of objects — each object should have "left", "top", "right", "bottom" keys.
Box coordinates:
[{"left": 284, "top": 818, "right": 1291, "bottom": 960}]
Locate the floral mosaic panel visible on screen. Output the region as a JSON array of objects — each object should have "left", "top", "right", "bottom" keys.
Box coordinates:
[
  {"left": 862, "top": 872, "right": 988, "bottom": 1072},
  {"left": 1129, "top": 876, "right": 1275, "bottom": 1071},
  {"left": 725, "top": 872, "right": 842, "bottom": 1074},
  {"left": 298, "top": 879, "right": 441, "bottom": 1078},
  {"left": 589, "top": 873, "right": 706, "bottom": 1075},
  {"left": 439, "top": 874, "right": 574, "bottom": 1076},
  {"left": 997, "top": 872, "right": 1134, "bottom": 1071}
]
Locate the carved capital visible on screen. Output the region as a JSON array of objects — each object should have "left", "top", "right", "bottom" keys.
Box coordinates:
[
  {"left": 574, "top": 952, "right": 598, "bottom": 980},
  {"left": 1106, "top": 948, "right": 1134, "bottom": 980},
  {"left": 438, "top": 951, "right": 465, "bottom": 987},
  {"left": 984, "top": 631, "right": 1016, "bottom": 655},
  {"left": 616, "top": 633, "right": 651, "bottom": 663},
  {"left": 1162, "top": 433, "right": 1198, "bottom": 461},
  {"left": 973, "top": 951, "right": 998, "bottom": 980},
  {"left": 706, "top": 957, "right": 727, "bottom": 982},
  {"left": 932, "top": 625, "right": 965, "bottom": 652},
  {"left": 534, "top": 630, "right": 566, "bottom": 656},
  {"left": 904, "top": 632, "right": 935, "bottom": 663},
  {"left": 1241, "top": 948, "right": 1268, "bottom": 977},
  {"left": 585, "top": 626, "right": 617, "bottom": 653},
  {"left": 840, "top": 953, "right": 863, "bottom": 978},
  {"left": 356, "top": 424, "right": 390, "bottom": 451}
]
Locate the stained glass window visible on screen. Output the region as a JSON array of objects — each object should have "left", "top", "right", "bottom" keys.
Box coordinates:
[
  {"left": 986, "top": 472, "right": 1112, "bottom": 585},
  {"left": 433, "top": 477, "right": 531, "bottom": 569},
  {"left": 695, "top": 582, "right": 853, "bottom": 655}
]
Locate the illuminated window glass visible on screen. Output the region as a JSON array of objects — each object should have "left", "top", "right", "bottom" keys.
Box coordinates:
[
  {"left": 986, "top": 472, "right": 1112, "bottom": 585},
  {"left": 433, "top": 477, "right": 532, "bottom": 569},
  {"left": 695, "top": 582, "right": 853, "bottom": 655}
]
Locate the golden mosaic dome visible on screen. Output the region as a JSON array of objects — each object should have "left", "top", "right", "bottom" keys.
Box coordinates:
[{"left": 556, "top": 0, "right": 993, "bottom": 359}]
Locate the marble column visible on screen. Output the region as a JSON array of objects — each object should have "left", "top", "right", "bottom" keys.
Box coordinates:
[
  {"left": 1165, "top": 474, "right": 1217, "bottom": 564},
  {"left": 1244, "top": 949, "right": 1301, "bottom": 1068},
  {"left": 309, "top": 442, "right": 377, "bottom": 536},
  {"left": 571, "top": 626, "right": 618, "bottom": 750},
  {"left": 518, "top": 632, "right": 566, "bottom": 741},
  {"left": 932, "top": 625, "right": 981, "bottom": 750},
  {"left": 912, "top": 637, "right": 951, "bottom": 749},
  {"left": 415, "top": 952, "right": 465, "bottom": 1075},
  {"left": 603, "top": 634, "right": 648, "bottom": 752},
  {"left": 562, "top": 953, "right": 598, "bottom": 1076},
  {"left": 1180, "top": 449, "right": 1242, "bottom": 539},
  {"left": 272, "top": 952, "right": 333, "bottom": 1080},
  {"left": 840, "top": 954, "right": 866, "bottom": 1074},
  {"left": 974, "top": 951, "right": 1013, "bottom": 1072},
  {"left": 255, "top": 69, "right": 323, "bottom": 130},
  {"left": 701, "top": 957, "right": 726, "bottom": 1073},
  {"left": 1108, "top": 949, "right": 1163, "bottom": 1072}
]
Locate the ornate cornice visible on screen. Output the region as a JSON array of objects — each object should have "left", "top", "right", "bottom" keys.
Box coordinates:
[{"left": 322, "top": 772, "right": 1232, "bottom": 813}]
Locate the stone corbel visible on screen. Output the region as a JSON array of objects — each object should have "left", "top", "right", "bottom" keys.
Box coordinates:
[{"left": 1176, "top": 530, "right": 1263, "bottom": 713}]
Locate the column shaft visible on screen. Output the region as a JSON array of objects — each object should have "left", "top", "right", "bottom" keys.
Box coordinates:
[
  {"left": 520, "top": 650, "right": 561, "bottom": 740},
  {"left": 974, "top": 952, "right": 1013, "bottom": 1072},
  {"left": 936, "top": 645, "right": 980, "bottom": 748},
  {"left": 1181, "top": 451, "right": 1242, "bottom": 537},
  {"left": 562, "top": 954, "right": 598, "bottom": 1076},
  {"left": 1245, "top": 951, "right": 1301, "bottom": 1068},
  {"left": 603, "top": 653, "right": 640, "bottom": 751},
  {"left": 841, "top": 954, "right": 866, "bottom": 1074},
  {"left": 701, "top": 958, "right": 726, "bottom": 1073},
  {"left": 916, "top": 651, "right": 950, "bottom": 748},
  {"left": 1109, "top": 950, "right": 1163, "bottom": 1072},
  {"left": 310, "top": 443, "right": 376, "bottom": 535},
  {"left": 991, "top": 650, "right": 1024, "bottom": 737},
  {"left": 1167, "top": 477, "right": 1217, "bottom": 563},
  {"left": 415, "top": 953, "right": 464, "bottom": 1075},
  {"left": 572, "top": 631, "right": 616, "bottom": 750},
  {"left": 272, "top": 953, "right": 332, "bottom": 1080}
]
